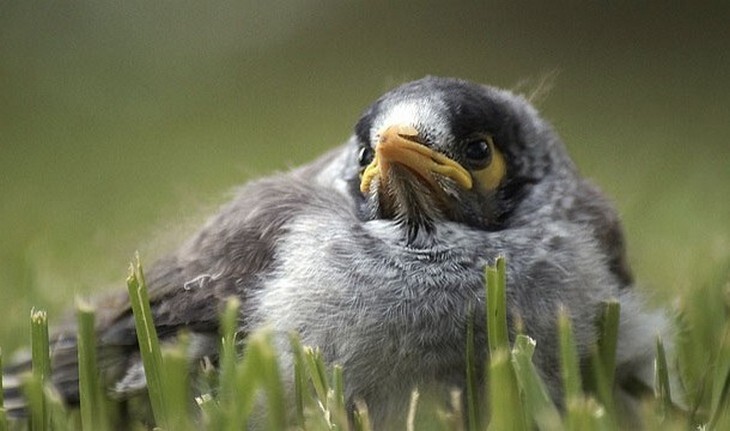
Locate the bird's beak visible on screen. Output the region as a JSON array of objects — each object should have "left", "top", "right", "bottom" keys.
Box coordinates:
[{"left": 359, "top": 124, "right": 473, "bottom": 194}]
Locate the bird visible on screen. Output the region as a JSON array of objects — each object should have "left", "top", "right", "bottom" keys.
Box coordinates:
[{"left": 3, "top": 76, "right": 670, "bottom": 428}]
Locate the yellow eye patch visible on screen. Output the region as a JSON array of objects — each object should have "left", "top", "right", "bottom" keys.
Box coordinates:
[{"left": 472, "top": 138, "right": 506, "bottom": 191}]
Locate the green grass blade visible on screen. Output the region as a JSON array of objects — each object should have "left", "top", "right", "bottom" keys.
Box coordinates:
[
  {"left": 558, "top": 307, "right": 586, "bottom": 431},
  {"left": 588, "top": 350, "right": 614, "bottom": 427},
  {"left": 126, "top": 253, "right": 168, "bottom": 428},
  {"left": 0, "top": 348, "right": 7, "bottom": 431},
  {"left": 229, "top": 341, "right": 261, "bottom": 430},
  {"left": 45, "top": 384, "right": 71, "bottom": 431},
  {"left": 303, "top": 346, "right": 329, "bottom": 406},
  {"left": 511, "top": 335, "right": 562, "bottom": 431},
  {"left": 407, "top": 389, "right": 419, "bottom": 431},
  {"left": 76, "top": 299, "right": 96, "bottom": 430},
  {"left": 654, "top": 336, "right": 673, "bottom": 417},
  {"left": 248, "top": 331, "right": 287, "bottom": 430},
  {"left": 217, "top": 297, "right": 243, "bottom": 430},
  {"left": 486, "top": 256, "right": 509, "bottom": 355},
  {"left": 29, "top": 308, "right": 50, "bottom": 431},
  {"left": 76, "top": 298, "right": 109, "bottom": 431},
  {"left": 709, "top": 320, "right": 730, "bottom": 428},
  {"left": 566, "top": 397, "right": 612, "bottom": 431},
  {"left": 332, "top": 364, "right": 345, "bottom": 412},
  {"left": 446, "top": 389, "right": 465, "bottom": 431},
  {"left": 488, "top": 349, "right": 525, "bottom": 431},
  {"left": 293, "top": 357, "right": 305, "bottom": 427},
  {"left": 465, "top": 307, "right": 480, "bottom": 431},
  {"left": 709, "top": 357, "right": 730, "bottom": 428},
  {"left": 219, "top": 296, "right": 240, "bottom": 423},
  {"left": 289, "top": 334, "right": 307, "bottom": 427},
  {"left": 195, "top": 357, "right": 221, "bottom": 429},
  {"left": 331, "top": 364, "right": 349, "bottom": 430},
  {"left": 160, "top": 335, "right": 193, "bottom": 431},
  {"left": 558, "top": 307, "right": 582, "bottom": 400},
  {"left": 674, "top": 263, "right": 730, "bottom": 422},
  {"left": 352, "top": 399, "right": 372, "bottom": 431},
  {"left": 589, "top": 300, "right": 620, "bottom": 419},
  {"left": 195, "top": 393, "right": 217, "bottom": 429},
  {"left": 0, "top": 348, "right": 3, "bottom": 410},
  {"left": 595, "top": 300, "right": 620, "bottom": 388},
  {"left": 21, "top": 374, "right": 45, "bottom": 431},
  {"left": 30, "top": 309, "right": 51, "bottom": 384}
]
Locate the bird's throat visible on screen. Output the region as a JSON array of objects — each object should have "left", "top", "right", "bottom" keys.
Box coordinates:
[{"left": 371, "top": 165, "right": 448, "bottom": 242}]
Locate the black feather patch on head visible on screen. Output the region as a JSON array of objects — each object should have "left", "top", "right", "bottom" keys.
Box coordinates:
[{"left": 349, "top": 76, "right": 563, "bottom": 234}]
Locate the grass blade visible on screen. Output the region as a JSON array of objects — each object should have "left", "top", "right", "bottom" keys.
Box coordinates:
[
  {"left": 217, "top": 297, "right": 240, "bottom": 430},
  {"left": 407, "top": 389, "right": 420, "bottom": 431},
  {"left": 229, "top": 341, "right": 261, "bottom": 430},
  {"left": 330, "top": 364, "right": 349, "bottom": 430},
  {"left": 126, "top": 253, "right": 168, "bottom": 428},
  {"left": 486, "top": 256, "right": 509, "bottom": 355},
  {"left": 76, "top": 298, "right": 109, "bottom": 431},
  {"left": 595, "top": 300, "right": 620, "bottom": 388},
  {"left": 485, "top": 258, "right": 527, "bottom": 430},
  {"left": 30, "top": 309, "right": 50, "bottom": 385},
  {"left": 709, "top": 357, "right": 730, "bottom": 429},
  {"left": 21, "top": 374, "right": 45, "bottom": 431},
  {"left": 0, "top": 347, "right": 7, "bottom": 431},
  {"left": 558, "top": 307, "right": 586, "bottom": 431},
  {"left": 29, "top": 308, "right": 50, "bottom": 431},
  {"left": 558, "top": 307, "right": 582, "bottom": 401},
  {"left": 219, "top": 296, "right": 240, "bottom": 429},
  {"left": 465, "top": 307, "right": 480, "bottom": 431},
  {"left": 511, "top": 335, "right": 562, "bottom": 431},
  {"left": 488, "top": 349, "right": 525, "bottom": 431},
  {"left": 654, "top": 336, "right": 673, "bottom": 417},
  {"left": 0, "top": 349, "right": 3, "bottom": 410},
  {"left": 248, "top": 332, "right": 287, "bottom": 430},
  {"left": 590, "top": 300, "right": 620, "bottom": 419},
  {"left": 709, "top": 319, "right": 730, "bottom": 428},
  {"left": 45, "top": 384, "right": 71, "bottom": 431},
  {"left": 160, "top": 335, "right": 193, "bottom": 431},
  {"left": 289, "top": 334, "right": 308, "bottom": 427},
  {"left": 440, "top": 389, "right": 466, "bottom": 431},
  {"left": 352, "top": 399, "right": 372, "bottom": 431},
  {"left": 565, "top": 397, "right": 611, "bottom": 431},
  {"left": 303, "top": 346, "right": 329, "bottom": 406}
]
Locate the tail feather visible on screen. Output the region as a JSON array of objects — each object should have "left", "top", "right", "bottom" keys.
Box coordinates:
[
  {"left": 2, "top": 330, "right": 219, "bottom": 420},
  {"left": 2, "top": 356, "right": 31, "bottom": 418},
  {"left": 1, "top": 333, "right": 81, "bottom": 418}
]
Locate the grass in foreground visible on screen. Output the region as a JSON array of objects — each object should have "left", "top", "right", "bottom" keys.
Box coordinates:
[{"left": 1, "top": 256, "right": 729, "bottom": 430}]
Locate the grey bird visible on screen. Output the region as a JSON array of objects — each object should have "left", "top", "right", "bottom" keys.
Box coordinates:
[{"left": 3, "top": 76, "right": 670, "bottom": 427}]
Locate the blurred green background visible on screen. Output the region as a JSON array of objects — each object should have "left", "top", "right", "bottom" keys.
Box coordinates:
[{"left": 1, "top": 2, "right": 729, "bottom": 354}]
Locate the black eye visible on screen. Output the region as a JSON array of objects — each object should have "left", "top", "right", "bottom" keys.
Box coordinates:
[
  {"left": 464, "top": 138, "right": 492, "bottom": 166},
  {"left": 358, "top": 146, "right": 374, "bottom": 167}
]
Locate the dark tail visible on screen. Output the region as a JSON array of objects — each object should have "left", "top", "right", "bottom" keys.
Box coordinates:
[
  {"left": 2, "top": 351, "right": 32, "bottom": 418},
  {"left": 2, "top": 333, "right": 81, "bottom": 418}
]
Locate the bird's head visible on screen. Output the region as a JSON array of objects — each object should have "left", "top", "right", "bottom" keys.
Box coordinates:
[{"left": 347, "top": 76, "right": 571, "bottom": 241}]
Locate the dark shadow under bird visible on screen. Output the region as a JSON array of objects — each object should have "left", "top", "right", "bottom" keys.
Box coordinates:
[{"left": 3, "top": 76, "right": 672, "bottom": 428}]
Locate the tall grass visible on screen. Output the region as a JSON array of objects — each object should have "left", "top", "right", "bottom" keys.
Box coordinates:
[{"left": 1, "top": 256, "right": 729, "bottom": 430}]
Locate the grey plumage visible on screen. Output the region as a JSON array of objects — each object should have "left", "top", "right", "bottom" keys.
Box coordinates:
[{"left": 3, "top": 76, "right": 670, "bottom": 427}]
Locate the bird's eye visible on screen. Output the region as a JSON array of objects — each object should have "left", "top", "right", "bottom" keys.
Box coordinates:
[
  {"left": 358, "top": 146, "right": 374, "bottom": 167},
  {"left": 464, "top": 138, "right": 492, "bottom": 167}
]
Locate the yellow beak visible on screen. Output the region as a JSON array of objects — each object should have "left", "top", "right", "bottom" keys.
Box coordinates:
[{"left": 359, "top": 124, "right": 473, "bottom": 194}]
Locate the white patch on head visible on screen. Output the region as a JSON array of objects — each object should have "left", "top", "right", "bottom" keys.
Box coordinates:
[{"left": 370, "top": 98, "right": 452, "bottom": 148}]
